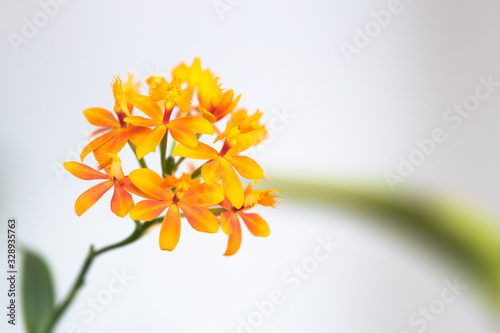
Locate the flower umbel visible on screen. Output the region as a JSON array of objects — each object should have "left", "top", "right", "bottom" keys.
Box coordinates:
[{"left": 64, "top": 59, "right": 281, "bottom": 255}]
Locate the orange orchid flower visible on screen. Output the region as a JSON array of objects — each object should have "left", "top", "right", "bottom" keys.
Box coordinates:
[
  {"left": 63, "top": 154, "right": 146, "bottom": 217},
  {"left": 172, "top": 58, "right": 214, "bottom": 91},
  {"left": 172, "top": 58, "right": 241, "bottom": 123},
  {"left": 124, "top": 94, "right": 214, "bottom": 160},
  {"left": 128, "top": 169, "right": 225, "bottom": 251},
  {"left": 173, "top": 135, "right": 264, "bottom": 209},
  {"left": 220, "top": 185, "right": 280, "bottom": 256},
  {"left": 80, "top": 75, "right": 151, "bottom": 161}
]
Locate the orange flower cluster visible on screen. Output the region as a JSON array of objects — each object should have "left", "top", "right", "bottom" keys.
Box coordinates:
[{"left": 64, "top": 59, "right": 280, "bottom": 255}]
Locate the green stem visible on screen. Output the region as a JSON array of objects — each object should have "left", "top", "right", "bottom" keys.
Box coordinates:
[
  {"left": 160, "top": 132, "right": 169, "bottom": 177},
  {"left": 42, "top": 207, "right": 226, "bottom": 333},
  {"left": 128, "top": 141, "right": 147, "bottom": 168},
  {"left": 42, "top": 219, "right": 162, "bottom": 333}
]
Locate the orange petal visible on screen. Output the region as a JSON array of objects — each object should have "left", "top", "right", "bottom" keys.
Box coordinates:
[
  {"left": 239, "top": 213, "right": 270, "bottom": 237},
  {"left": 178, "top": 204, "right": 219, "bottom": 233},
  {"left": 225, "top": 155, "right": 264, "bottom": 180},
  {"left": 220, "top": 211, "right": 233, "bottom": 235},
  {"left": 226, "top": 133, "right": 254, "bottom": 156},
  {"left": 74, "top": 180, "right": 114, "bottom": 216},
  {"left": 129, "top": 168, "right": 173, "bottom": 201},
  {"left": 176, "top": 87, "right": 193, "bottom": 113},
  {"left": 224, "top": 215, "right": 242, "bottom": 256},
  {"left": 80, "top": 129, "right": 118, "bottom": 161},
  {"left": 83, "top": 108, "right": 119, "bottom": 128},
  {"left": 168, "top": 126, "right": 198, "bottom": 148},
  {"left": 127, "top": 126, "right": 152, "bottom": 146},
  {"left": 129, "top": 200, "right": 169, "bottom": 221},
  {"left": 136, "top": 125, "right": 166, "bottom": 160},
  {"left": 108, "top": 130, "right": 129, "bottom": 155},
  {"left": 130, "top": 95, "right": 163, "bottom": 122},
  {"left": 120, "top": 176, "right": 157, "bottom": 200},
  {"left": 173, "top": 142, "right": 218, "bottom": 160},
  {"left": 180, "top": 183, "right": 224, "bottom": 207},
  {"left": 124, "top": 116, "right": 159, "bottom": 128},
  {"left": 201, "top": 158, "right": 222, "bottom": 184},
  {"left": 197, "top": 107, "right": 217, "bottom": 123},
  {"left": 159, "top": 205, "right": 181, "bottom": 251},
  {"left": 221, "top": 159, "right": 244, "bottom": 209},
  {"left": 169, "top": 116, "right": 214, "bottom": 135},
  {"left": 110, "top": 182, "right": 133, "bottom": 217},
  {"left": 63, "top": 162, "right": 108, "bottom": 180}
]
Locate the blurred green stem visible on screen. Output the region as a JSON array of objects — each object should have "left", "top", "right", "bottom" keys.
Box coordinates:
[{"left": 127, "top": 141, "right": 147, "bottom": 169}]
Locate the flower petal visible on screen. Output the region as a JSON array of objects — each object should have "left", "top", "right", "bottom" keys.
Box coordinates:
[
  {"left": 107, "top": 130, "right": 129, "bottom": 155},
  {"left": 239, "top": 213, "right": 270, "bottom": 237},
  {"left": 173, "top": 142, "right": 218, "bottom": 160},
  {"left": 201, "top": 158, "right": 222, "bottom": 184},
  {"left": 136, "top": 125, "right": 167, "bottom": 160},
  {"left": 124, "top": 116, "right": 159, "bottom": 128},
  {"left": 181, "top": 183, "right": 225, "bottom": 207},
  {"left": 130, "top": 95, "right": 163, "bottom": 122},
  {"left": 110, "top": 182, "right": 133, "bottom": 217},
  {"left": 225, "top": 155, "right": 264, "bottom": 180},
  {"left": 129, "top": 168, "right": 173, "bottom": 201},
  {"left": 221, "top": 159, "right": 244, "bottom": 209},
  {"left": 169, "top": 116, "right": 214, "bottom": 135},
  {"left": 127, "top": 126, "right": 152, "bottom": 146},
  {"left": 120, "top": 176, "right": 157, "bottom": 200},
  {"left": 83, "top": 108, "right": 120, "bottom": 128},
  {"left": 178, "top": 204, "right": 219, "bottom": 233},
  {"left": 75, "top": 180, "right": 114, "bottom": 216},
  {"left": 80, "top": 129, "right": 118, "bottom": 161},
  {"left": 63, "top": 162, "right": 108, "bottom": 180},
  {"left": 159, "top": 205, "right": 181, "bottom": 251},
  {"left": 168, "top": 126, "right": 198, "bottom": 148},
  {"left": 224, "top": 215, "right": 242, "bottom": 256},
  {"left": 220, "top": 211, "right": 233, "bottom": 235},
  {"left": 129, "top": 200, "right": 169, "bottom": 221}
]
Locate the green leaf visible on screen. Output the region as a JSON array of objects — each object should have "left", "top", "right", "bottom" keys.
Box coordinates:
[{"left": 21, "top": 248, "right": 56, "bottom": 333}]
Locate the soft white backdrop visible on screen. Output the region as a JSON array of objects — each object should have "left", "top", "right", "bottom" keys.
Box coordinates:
[{"left": 1, "top": 0, "right": 500, "bottom": 332}]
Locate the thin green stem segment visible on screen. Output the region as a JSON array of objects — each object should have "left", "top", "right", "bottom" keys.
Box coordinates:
[
  {"left": 42, "top": 207, "right": 226, "bottom": 333},
  {"left": 128, "top": 141, "right": 147, "bottom": 168},
  {"left": 160, "top": 132, "right": 169, "bottom": 176}
]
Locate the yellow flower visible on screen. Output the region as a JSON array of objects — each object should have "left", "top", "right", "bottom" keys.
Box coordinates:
[
  {"left": 63, "top": 154, "right": 147, "bottom": 217},
  {"left": 80, "top": 75, "right": 150, "bottom": 161},
  {"left": 173, "top": 135, "right": 264, "bottom": 209},
  {"left": 220, "top": 185, "right": 281, "bottom": 256},
  {"left": 128, "top": 169, "right": 225, "bottom": 251},
  {"left": 124, "top": 95, "right": 214, "bottom": 159}
]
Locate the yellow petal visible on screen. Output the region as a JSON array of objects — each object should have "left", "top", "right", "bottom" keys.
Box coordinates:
[
  {"left": 75, "top": 180, "right": 114, "bottom": 216},
  {"left": 120, "top": 176, "right": 158, "bottom": 200},
  {"left": 197, "top": 107, "right": 217, "bottom": 123},
  {"left": 221, "top": 159, "right": 244, "bottom": 209},
  {"left": 83, "top": 108, "right": 119, "bottom": 128},
  {"left": 110, "top": 182, "right": 133, "bottom": 218},
  {"left": 180, "top": 183, "right": 224, "bottom": 207},
  {"left": 169, "top": 116, "right": 214, "bottom": 135},
  {"left": 129, "top": 168, "right": 173, "bottom": 201},
  {"left": 178, "top": 204, "right": 219, "bottom": 233},
  {"left": 130, "top": 95, "right": 163, "bottom": 122},
  {"left": 225, "top": 155, "right": 264, "bottom": 180},
  {"left": 129, "top": 200, "right": 169, "bottom": 221},
  {"left": 224, "top": 215, "right": 242, "bottom": 256},
  {"left": 173, "top": 142, "right": 218, "bottom": 160},
  {"left": 124, "top": 116, "right": 159, "bottom": 128},
  {"left": 159, "top": 205, "right": 181, "bottom": 251},
  {"left": 168, "top": 126, "right": 198, "bottom": 148},
  {"left": 135, "top": 125, "right": 166, "bottom": 160},
  {"left": 63, "top": 162, "right": 108, "bottom": 180},
  {"left": 239, "top": 212, "right": 270, "bottom": 237},
  {"left": 201, "top": 158, "right": 222, "bottom": 184},
  {"left": 127, "top": 126, "right": 152, "bottom": 146}
]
